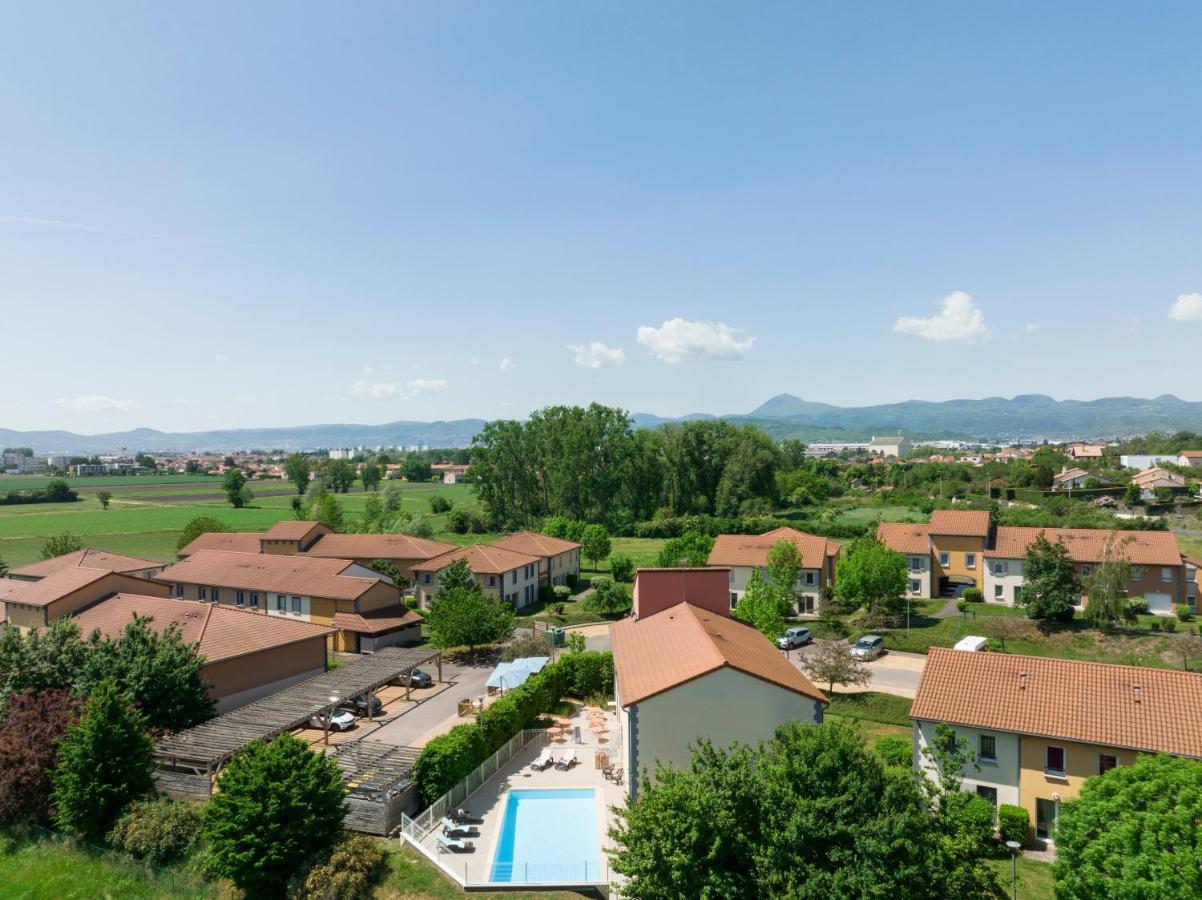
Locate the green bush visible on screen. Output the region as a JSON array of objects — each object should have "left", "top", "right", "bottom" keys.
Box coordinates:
[
  {"left": 413, "top": 725, "right": 489, "bottom": 806},
  {"left": 608, "top": 554, "right": 635, "bottom": 583},
  {"left": 1162, "top": 618, "right": 1177, "bottom": 633},
  {"left": 1127, "top": 597, "right": 1150, "bottom": 616},
  {"left": 998, "top": 804, "right": 1029, "bottom": 845},
  {"left": 1177, "top": 605, "right": 1195, "bottom": 622},
  {"left": 559, "top": 651, "right": 614, "bottom": 699},
  {"left": 873, "top": 734, "right": 912, "bottom": 768},
  {"left": 1149, "top": 619, "right": 1162, "bottom": 632},
  {"left": 553, "top": 585, "right": 571, "bottom": 601},
  {"left": 962, "top": 587, "right": 983, "bottom": 603},
  {"left": 291, "top": 833, "right": 386, "bottom": 899},
  {"left": 107, "top": 798, "right": 201, "bottom": 866},
  {"left": 429, "top": 495, "right": 453, "bottom": 514},
  {"left": 479, "top": 697, "right": 524, "bottom": 752}
]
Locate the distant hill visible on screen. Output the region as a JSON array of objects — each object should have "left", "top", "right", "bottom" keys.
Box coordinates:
[{"left": 6, "top": 394, "right": 1202, "bottom": 454}]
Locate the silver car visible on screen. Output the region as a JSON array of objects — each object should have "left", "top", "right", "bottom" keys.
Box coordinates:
[
  {"left": 309, "top": 708, "right": 357, "bottom": 732},
  {"left": 850, "top": 635, "right": 885, "bottom": 660},
  {"left": 777, "top": 627, "right": 813, "bottom": 650}
]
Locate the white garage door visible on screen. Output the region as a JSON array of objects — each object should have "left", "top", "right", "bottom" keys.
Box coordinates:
[{"left": 1145, "top": 593, "right": 1173, "bottom": 615}]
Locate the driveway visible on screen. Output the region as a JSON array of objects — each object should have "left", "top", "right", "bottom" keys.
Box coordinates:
[
  {"left": 784, "top": 644, "right": 926, "bottom": 698},
  {"left": 364, "top": 657, "right": 494, "bottom": 747}
]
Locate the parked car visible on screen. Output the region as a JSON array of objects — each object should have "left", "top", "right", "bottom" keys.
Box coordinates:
[
  {"left": 850, "top": 635, "right": 885, "bottom": 660},
  {"left": 407, "top": 668, "right": 433, "bottom": 689},
  {"left": 308, "top": 708, "right": 357, "bottom": 732},
  {"left": 776, "top": 627, "right": 813, "bottom": 650},
  {"left": 346, "top": 695, "right": 384, "bottom": 717}
]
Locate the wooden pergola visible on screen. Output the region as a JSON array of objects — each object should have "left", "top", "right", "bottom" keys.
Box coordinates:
[
  {"left": 154, "top": 646, "right": 441, "bottom": 794},
  {"left": 331, "top": 741, "right": 421, "bottom": 834}
]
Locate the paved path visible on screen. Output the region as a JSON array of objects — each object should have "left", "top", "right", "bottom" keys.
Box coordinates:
[
  {"left": 364, "top": 658, "right": 494, "bottom": 747},
  {"left": 786, "top": 644, "right": 926, "bottom": 698},
  {"left": 931, "top": 598, "right": 961, "bottom": 619}
]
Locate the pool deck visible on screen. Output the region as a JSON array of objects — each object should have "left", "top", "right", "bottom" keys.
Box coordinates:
[{"left": 419, "top": 705, "right": 627, "bottom": 886}]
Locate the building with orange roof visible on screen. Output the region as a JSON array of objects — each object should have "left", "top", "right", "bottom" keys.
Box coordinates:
[
  {"left": 631, "top": 567, "right": 730, "bottom": 620},
  {"left": 612, "top": 602, "right": 826, "bottom": 797},
  {"left": 8, "top": 548, "right": 165, "bottom": 582},
  {"left": 707, "top": 526, "right": 840, "bottom": 615},
  {"left": 411, "top": 543, "right": 542, "bottom": 611},
  {"left": 1, "top": 566, "right": 173, "bottom": 632},
  {"left": 489, "top": 531, "right": 581, "bottom": 586},
  {"left": 911, "top": 647, "right": 1202, "bottom": 845}
]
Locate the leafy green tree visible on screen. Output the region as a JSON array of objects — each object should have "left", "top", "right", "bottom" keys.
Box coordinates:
[
  {"left": 834, "top": 534, "right": 907, "bottom": 619},
  {"left": 1122, "top": 481, "right": 1140, "bottom": 505},
  {"left": 284, "top": 453, "right": 311, "bottom": 495},
  {"left": 97, "top": 490, "right": 113, "bottom": 510},
  {"left": 326, "top": 459, "right": 356, "bottom": 493},
  {"left": 1054, "top": 755, "right": 1202, "bottom": 898},
  {"left": 655, "top": 531, "right": 715, "bottom": 568},
  {"left": 436, "top": 557, "right": 476, "bottom": 593},
  {"left": 731, "top": 570, "right": 789, "bottom": 640},
  {"left": 53, "top": 680, "right": 154, "bottom": 840},
  {"left": 176, "top": 515, "right": 230, "bottom": 551},
  {"left": 223, "top": 467, "right": 250, "bottom": 508},
  {"left": 584, "top": 577, "right": 631, "bottom": 615},
  {"left": 403, "top": 457, "right": 432, "bottom": 483},
  {"left": 1020, "top": 531, "right": 1078, "bottom": 622},
  {"left": 608, "top": 553, "right": 635, "bottom": 582},
  {"left": 306, "top": 489, "right": 344, "bottom": 531},
  {"left": 40, "top": 532, "right": 84, "bottom": 560},
  {"left": 799, "top": 638, "right": 871, "bottom": 694},
  {"left": 429, "top": 494, "right": 453, "bottom": 514},
  {"left": 203, "top": 734, "right": 346, "bottom": 898},
  {"left": 44, "top": 478, "right": 77, "bottom": 502},
  {"left": 581, "top": 524, "right": 612, "bottom": 570},
  {"left": 360, "top": 460, "right": 382, "bottom": 492},
  {"left": 426, "top": 569, "right": 513, "bottom": 651},
  {"left": 766, "top": 538, "right": 802, "bottom": 607},
  {"left": 1083, "top": 535, "right": 1135, "bottom": 632}
]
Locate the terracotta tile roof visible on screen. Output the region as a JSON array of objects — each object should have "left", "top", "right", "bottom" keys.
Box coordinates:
[
  {"left": 178, "top": 532, "right": 266, "bottom": 557},
  {"left": 928, "top": 509, "right": 991, "bottom": 537},
  {"left": 410, "top": 543, "right": 540, "bottom": 575},
  {"left": 0, "top": 568, "right": 154, "bottom": 608},
  {"left": 912, "top": 647, "right": 1202, "bottom": 758},
  {"left": 1053, "top": 467, "right": 1090, "bottom": 482},
  {"left": 1179, "top": 450, "right": 1202, "bottom": 459},
  {"left": 490, "top": 531, "right": 581, "bottom": 558},
  {"left": 707, "top": 527, "right": 838, "bottom": 569},
  {"left": 611, "top": 602, "right": 827, "bottom": 706},
  {"left": 876, "top": 522, "right": 932, "bottom": 555},
  {"left": 10, "top": 548, "right": 163, "bottom": 579},
  {"left": 331, "top": 605, "right": 423, "bottom": 635},
  {"left": 1132, "top": 467, "right": 1185, "bottom": 487},
  {"left": 303, "top": 532, "right": 456, "bottom": 562},
  {"left": 983, "top": 526, "right": 1182, "bottom": 565},
  {"left": 262, "top": 520, "right": 325, "bottom": 541},
  {"left": 71, "top": 593, "right": 333, "bottom": 664},
  {"left": 156, "top": 550, "right": 383, "bottom": 600}
]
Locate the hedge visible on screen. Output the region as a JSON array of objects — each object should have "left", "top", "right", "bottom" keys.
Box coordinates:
[
  {"left": 998, "top": 804, "right": 1029, "bottom": 845},
  {"left": 414, "top": 651, "right": 614, "bottom": 805}
]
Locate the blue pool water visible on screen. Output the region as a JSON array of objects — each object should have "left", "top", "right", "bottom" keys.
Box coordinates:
[{"left": 488, "top": 788, "right": 601, "bottom": 883}]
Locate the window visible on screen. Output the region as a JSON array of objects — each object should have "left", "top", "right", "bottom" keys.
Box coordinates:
[
  {"left": 1014, "top": 587, "right": 1023, "bottom": 603},
  {"left": 1131, "top": 566, "right": 1144, "bottom": 580},
  {"left": 993, "top": 561, "right": 1008, "bottom": 576},
  {"left": 979, "top": 734, "right": 997, "bottom": 762},
  {"left": 250, "top": 592, "right": 260, "bottom": 609},
  {"left": 730, "top": 592, "right": 739, "bottom": 611},
  {"left": 291, "top": 595, "right": 302, "bottom": 614},
  {"left": 174, "top": 583, "right": 184, "bottom": 598},
  {"left": 975, "top": 785, "right": 998, "bottom": 807},
  {"left": 805, "top": 572, "right": 815, "bottom": 585},
  {"left": 1161, "top": 567, "right": 1173, "bottom": 583},
  {"left": 198, "top": 586, "right": 207, "bottom": 601},
  {"left": 1098, "top": 753, "right": 1118, "bottom": 775},
  {"left": 489, "top": 575, "right": 497, "bottom": 587},
  {"left": 909, "top": 556, "right": 923, "bottom": 571},
  {"left": 212, "top": 587, "right": 220, "bottom": 603},
  {"left": 1036, "top": 798, "right": 1057, "bottom": 841},
  {"left": 235, "top": 590, "right": 245, "bottom": 607},
  {"left": 966, "top": 553, "right": 976, "bottom": 569},
  {"left": 276, "top": 594, "right": 287, "bottom": 612},
  {"left": 1045, "top": 746, "right": 1066, "bottom": 776},
  {"left": 939, "top": 552, "right": 950, "bottom": 567},
  {"left": 511, "top": 571, "right": 517, "bottom": 584},
  {"left": 910, "top": 579, "right": 921, "bottom": 594},
  {"left": 994, "top": 584, "right": 1004, "bottom": 599},
  {"left": 1080, "top": 564, "right": 1092, "bottom": 577},
  {"left": 424, "top": 573, "right": 432, "bottom": 585}
]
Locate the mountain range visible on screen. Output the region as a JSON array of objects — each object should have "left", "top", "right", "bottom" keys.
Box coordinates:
[{"left": 5, "top": 394, "right": 1202, "bottom": 454}]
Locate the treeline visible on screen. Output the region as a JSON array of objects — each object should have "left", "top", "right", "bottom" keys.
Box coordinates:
[
  {"left": 470, "top": 405, "right": 840, "bottom": 529},
  {"left": 0, "top": 478, "right": 78, "bottom": 506}
]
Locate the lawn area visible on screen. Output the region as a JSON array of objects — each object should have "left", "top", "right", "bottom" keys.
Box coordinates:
[
  {"left": 377, "top": 842, "right": 590, "bottom": 899},
  {"left": 825, "top": 691, "right": 912, "bottom": 727},
  {"left": 984, "top": 854, "right": 1054, "bottom": 899},
  {"left": 580, "top": 537, "right": 667, "bottom": 577},
  {"left": 831, "top": 504, "right": 923, "bottom": 527}
]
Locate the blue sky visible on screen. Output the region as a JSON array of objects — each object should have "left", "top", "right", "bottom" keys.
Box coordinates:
[{"left": 2, "top": 2, "right": 1201, "bottom": 433}]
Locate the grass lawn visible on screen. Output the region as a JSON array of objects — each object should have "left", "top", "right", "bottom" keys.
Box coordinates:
[
  {"left": 376, "top": 843, "right": 592, "bottom": 899},
  {"left": 825, "top": 691, "right": 913, "bottom": 727},
  {"left": 580, "top": 537, "right": 667, "bottom": 576},
  {"left": 984, "top": 854, "right": 1054, "bottom": 899},
  {"left": 831, "top": 504, "right": 923, "bottom": 527}
]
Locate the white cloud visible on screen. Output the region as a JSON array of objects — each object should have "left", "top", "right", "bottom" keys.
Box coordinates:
[
  {"left": 894, "top": 291, "right": 991, "bottom": 342},
  {"left": 351, "top": 378, "right": 448, "bottom": 400},
  {"left": 499, "top": 357, "right": 516, "bottom": 371},
  {"left": 54, "top": 394, "right": 139, "bottom": 412},
  {"left": 1169, "top": 292, "right": 1202, "bottom": 322},
  {"left": 214, "top": 353, "right": 230, "bottom": 363},
  {"left": 1025, "top": 323, "right": 1040, "bottom": 333},
  {"left": 568, "top": 341, "right": 626, "bottom": 369},
  {"left": 636, "top": 318, "right": 754, "bottom": 363}
]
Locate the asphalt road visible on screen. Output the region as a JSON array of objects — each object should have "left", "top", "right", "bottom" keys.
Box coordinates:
[
  {"left": 783, "top": 642, "right": 926, "bottom": 698},
  {"left": 365, "top": 657, "right": 495, "bottom": 747}
]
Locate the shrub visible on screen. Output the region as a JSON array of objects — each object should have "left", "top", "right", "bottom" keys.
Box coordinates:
[
  {"left": 998, "top": 804, "right": 1029, "bottom": 845},
  {"left": 500, "top": 632, "right": 553, "bottom": 662},
  {"left": 479, "top": 696, "right": 524, "bottom": 752},
  {"left": 1127, "top": 597, "right": 1150, "bottom": 616},
  {"left": 292, "top": 834, "right": 386, "bottom": 900},
  {"left": 1149, "top": 619, "right": 1162, "bottom": 632},
  {"left": 176, "top": 516, "right": 229, "bottom": 551},
  {"left": 1178, "top": 605, "right": 1195, "bottom": 622},
  {"left": 608, "top": 554, "right": 635, "bottom": 583},
  {"left": 962, "top": 587, "right": 983, "bottom": 604},
  {"left": 0, "top": 689, "right": 83, "bottom": 825},
  {"left": 413, "top": 725, "right": 489, "bottom": 806},
  {"left": 873, "top": 734, "right": 912, "bottom": 768},
  {"left": 445, "top": 508, "right": 471, "bottom": 534},
  {"left": 429, "top": 495, "right": 453, "bottom": 514},
  {"left": 40, "top": 532, "right": 84, "bottom": 560},
  {"left": 956, "top": 599, "right": 969, "bottom": 615},
  {"left": 553, "top": 584, "right": 571, "bottom": 601},
  {"left": 1162, "top": 618, "right": 1177, "bottom": 633},
  {"left": 559, "top": 651, "right": 614, "bottom": 699},
  {"left": 107, "top": 798, "right": 202, "bottom": 866}
]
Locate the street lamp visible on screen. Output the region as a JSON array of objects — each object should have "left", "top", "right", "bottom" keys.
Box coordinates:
[
  {"left": 323, "top": 694, "right": 340, "bottom": 747},
  {"left": 1005, "top": 839, "right": 1021, "bottom": 900}
]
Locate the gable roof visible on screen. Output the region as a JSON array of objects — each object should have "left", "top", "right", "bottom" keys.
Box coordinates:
[
  {"left": 984, "top": 526, "right": 1182, "bottom": 565},
  {"left": 303, "top": 532, "right": 456, "bottom": 562},
  {"left": 178, "top": 532, "right": 266, "bottom": 557},
  {"left": 71, "top": 593, "right": 333, "bottom": 664},
  {"left": 927, "top": 509, "right": 991, "bottom": 537},
  {"left": 1052, "top": 467, "right": 1091, "bottom": 482},
  {"left": 11, "top": 548, "right": 163, "bottom": 579},
  {"left": 0, "top": 568, "right": 158, "bottom": 608},
  {"left": 707, "top": 527, "right": 839, "bottom": 569},
  {"left": 331, "top": 605, "right": 423, "bottom": 635},
  {"left": 876, "top": 522, "right": 932, "bottom": 555},
  {"left": 262, "top": 520, "right": 326, "bottom": 541},
  {"left": 912, "top": 647, "right": 1202, "bottom": 758},
  {"left": 1132, "top": 467, "right": 1185, "bottom": 486},
  {"left": 611, "top": 602, "right": 826, "bottom": 706},
  {"left": 490, "top": 531, "right": 581, "bottom": 558},
  {"left": 156, "top": 550, "right": 384, "bottom": 600},
  {"left": 1179, "top": 450, "right": 1202, "bottom": 459},
  {"left": 410, "top": 543, "right": 540, "bottom": 575}
]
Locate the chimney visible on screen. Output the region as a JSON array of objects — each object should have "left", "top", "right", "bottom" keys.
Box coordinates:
[
  {"left": 1018, "top": 672, "right": 1029, "bottom": 690},
  {"left": 1132, "top": 684, "right": 1142, "bottom": 703}
]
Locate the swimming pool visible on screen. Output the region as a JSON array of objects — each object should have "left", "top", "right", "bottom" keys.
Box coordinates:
[{"left": 488, "top": 788, "right": 601, "bottom": 883}]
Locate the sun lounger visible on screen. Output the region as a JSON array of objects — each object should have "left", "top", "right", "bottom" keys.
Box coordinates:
[
  {"left": 440, "top": 817, "right": 480, "bottom": 837},
  {"left": 530, "top": 748, "right": 554, "bottom": 771},
  {"left": 437, "top": 833, "right": 475, "bottom": 853},
  {"left": 452, "top": 807, "right": 483, "bottom": 825},
  {"left": 554, "top": 749, "right": 577, "bottom": 771}
]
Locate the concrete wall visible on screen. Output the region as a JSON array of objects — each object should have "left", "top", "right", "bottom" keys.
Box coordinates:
[
  {"left": 547, "top": 549, "right": 580, "bottom": 585},
  {"left": 984, "top": 557, "right": 1026, "bottom": 605},
  {"left": 1018, "top": 736, "right": 1138, "bottom": 844},
  {"left": 905, "top": 554, "right": 931, "bottom": 599},
  {"left": 913, "top": 720, "right": 1020, "bottom": 807}
]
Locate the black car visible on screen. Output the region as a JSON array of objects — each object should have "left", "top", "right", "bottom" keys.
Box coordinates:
[
  {"left": 407, "top": 668, "right": 433, "bottom": 689},
  {"left": 346, "top": 695, "right": 384, "bottom": 717}
]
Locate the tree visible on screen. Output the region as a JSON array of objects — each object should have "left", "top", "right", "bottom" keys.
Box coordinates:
[
  {"left": 0, "top": 689, "right": 84, "bottom": 825},
  {"left": 655, "top": 531, "right": 715, "bottom": 568},
  {"left": 306, "top": 490, "right": 344, "bottom": 531},
  {"left": 1169, "top": 633, "right": 1202, "bottom": 671},
  {"left": 97, "top": 491, "right": 113, "bottom": 510},
  {"left": 44, "top": 479, "right": 76, "bottom": 502},
  {"left": 53, "top": 680, "right": 154, "bottom": 840},
  {"left": 403, "top": 457, "right": 432, "bottom": 483},
  {"left": 203, "top": 734, "right": 346, "bottom": 898},
  {"left": 1020, "top": 531, "right": 1078, "bottom": 623},
  {"left": 436, "top": 557, "right": 476, "bottom": 593},
  {"left": 1122, "top": 481, "right": 1140, "bottom": 505},
  {"left": 176, "top": 515, "right": 230, "bottom": 551},
  {"left": 981, "top": 616, "right": 1037, "bottom": 652},
  {"left": 731, "top": 570, "right": 789, "bottom": 640},
  {"left": 799, "top": 639, "right": 872, "bottom": 693},
  {"left": 1053, "top": 754, "right": 1202, "bottom": 899},
  {"left": 1083, "top": 534, "right": 1135, "bottom": 632},
  {"left": 326, "top": 459, "right": 357, "bottom": 493},
  {"left": 429, "top": 494, "right": 453, "bottom": 514},
  {"left": 766, "top": 539, "right": 802, "bottom": 607},
  {"left": 834, "top": 534, "right": 907, "bottom": 620},
  {"left": 0, "top": 554, "right": 7, "bottom": 577},
  {"left": 360, "top": 461, "right": 382, "bottom": 492},
  {"left": 608, "top": 553, "right": 635, "bottom": 582},
  {"left": 284, "top": 453, "right": 311, "bottom": 495},
  {"left": 223, "top": 467, "right": 250, "bottom": 508},
  {"left": 581, "top": 524, "right": 612, "bottom": 570},
  {"left": 426, "top": 579, "right": 513, "bottom": 651},
  {"left": 40, "top": 532, "right": 83, "bottom": 560},
  {"left": 584, "top": 577, "right": 631, "bottom": 615}
]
